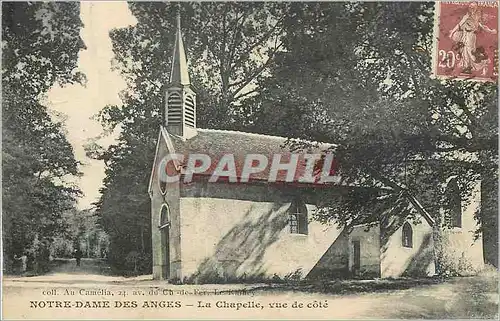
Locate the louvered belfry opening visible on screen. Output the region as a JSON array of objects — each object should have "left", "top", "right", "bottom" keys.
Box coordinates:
[
  {"left": 184, "top": 95, "right": 195, "bottom": 128},
  {"left": 167, "top": 92, "right": 182, "bottom": 125}
]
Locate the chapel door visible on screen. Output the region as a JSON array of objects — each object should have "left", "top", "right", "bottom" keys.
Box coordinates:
[
  {"left": 159, "top": 204, "right": 171, "bottom": 280},
  {"left": 352, "top": 240, "right": 361, "bottom": 276},
  {"left": 160, "top": 227, "right": 170, "bottom": 279}
]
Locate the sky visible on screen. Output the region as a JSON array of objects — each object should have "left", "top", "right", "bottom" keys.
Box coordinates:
[{"left": 46, "top": 2, "right": 137, "bottom": 209}]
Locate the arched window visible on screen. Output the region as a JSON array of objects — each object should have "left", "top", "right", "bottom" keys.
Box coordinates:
[
  {"left": 289, "top": 200, "right": 308, "bottom": 235},
  {"left": 446, "top": 177, "right": 462, "bottom": 228},
  {"left": 402, "top": 222, "right": 413, "bottom": 248},
  {"left": 159, "top": 204, "right": 170, "bottom": 229},
  {"left": 159, "top": 178, "right": 167, "bottom": 195}
]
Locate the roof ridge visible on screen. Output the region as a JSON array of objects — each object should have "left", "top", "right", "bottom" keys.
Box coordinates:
[{"left": 197, "top": 128, "right": 336, "bottom": 147}]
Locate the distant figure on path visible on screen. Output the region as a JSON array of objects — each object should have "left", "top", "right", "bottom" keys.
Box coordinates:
[
  {"left": 14, "top": 251, "right": 28, "bottom": 274},
  {"left": 100, "top": 248, "right": 108, "bottom": 259},
  {"left": 38, "top": 240, "right": 51, "bottom": 273},
  {"left": 73, "top": 248, "right": 83, "bottom": 267}
]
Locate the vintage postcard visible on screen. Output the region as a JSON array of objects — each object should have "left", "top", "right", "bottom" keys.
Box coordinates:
[
  {"left": 432, "top": 1, "right": 498, "bottom": 81},
  {"left": 2, "top": 1, "right": 498, "bottom": 320}
]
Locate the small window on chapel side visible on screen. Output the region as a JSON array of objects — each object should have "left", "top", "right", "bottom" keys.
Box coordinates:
[
  {"left": 289, "top": 200, "right": 308, "bottom": 235},
  {"left": 446, "top": 177, "right": 462, "bottom": 228},
  {"left": 159, "top": 204, "right": 170, "bottom": 229},
  {"left": 159, "top": 180, "right": 167, "bottom": 195},
  {"left": 402, "top": 222, "right": 413, "bottom": 248},
  {"left": 158, "top": 162, "right": 169, "bottom": 195}
]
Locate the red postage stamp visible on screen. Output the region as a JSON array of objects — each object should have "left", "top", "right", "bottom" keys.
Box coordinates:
[{"left": 432, "top": 1, "right": 498, "bottom": 82}]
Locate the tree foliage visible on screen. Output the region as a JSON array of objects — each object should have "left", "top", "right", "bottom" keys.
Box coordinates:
[
  {"left": 2, "top": 2, "right": 85, "bottom": 272},
  {"left": 249, "top": 2, "right": 497, "bottom": 263},
  {"left": 93, "top": 2, "right": 287, "bottom": 274}
]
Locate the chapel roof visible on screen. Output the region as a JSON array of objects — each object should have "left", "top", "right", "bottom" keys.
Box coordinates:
[
  {"left": 164, "top": 127, "right": 340, "bottom": 185},
  {"left": 170, "top": 128, "right": 335, "bottom": 156},
  {"left": 156, "top": 127, "right": 435, "bottom": 225}
]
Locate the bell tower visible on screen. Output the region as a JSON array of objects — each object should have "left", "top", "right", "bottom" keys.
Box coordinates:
[{"left": 164, "top": 10, "right": 197, "bottom": 139}]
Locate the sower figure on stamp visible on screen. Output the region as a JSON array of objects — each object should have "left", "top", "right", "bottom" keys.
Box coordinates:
[
  {"left": 449, "top": 2, "right": 497, "bottom": 74},
  {"left": 73, "top": 247, "right": 83, "bottom": 267}
]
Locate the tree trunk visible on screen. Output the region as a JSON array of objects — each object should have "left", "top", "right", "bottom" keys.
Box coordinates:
[{"left": 481, "top": 174, "right": 498, "bottom": 267}]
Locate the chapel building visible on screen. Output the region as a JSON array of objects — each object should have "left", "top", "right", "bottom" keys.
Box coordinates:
[{"left": 148, "top": 15, "right": 484, "bottom": 282}]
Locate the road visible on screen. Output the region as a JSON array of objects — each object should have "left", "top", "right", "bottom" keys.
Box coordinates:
[{"left": 3, "top": 259, "right": 498, "bottom": 319}]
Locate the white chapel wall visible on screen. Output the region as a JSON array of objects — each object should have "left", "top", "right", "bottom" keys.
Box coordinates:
[
  {"left": 438, "top": 180, "right": 484, "bottom": 273},
  {"left": 380, "top": 218, "right": 435, "bottom": 278},
  {"left": 178, "top": 183, "right": 341, "bottom": 280}
]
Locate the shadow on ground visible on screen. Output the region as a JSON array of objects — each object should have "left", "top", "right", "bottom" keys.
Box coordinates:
[
  {"left": 248, "top": 277, "right": 443, "bottom": 295},
  {"left": 245, "top": 269, "right": 498, "bottom": 319}
]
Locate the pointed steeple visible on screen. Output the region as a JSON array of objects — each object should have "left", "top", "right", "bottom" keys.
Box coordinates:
[
  {"left": 169, "top": 10, "right": 190, "bottom": 86},
  {"left": 164, "top": 6, "right": 197, "bottom": 140}
]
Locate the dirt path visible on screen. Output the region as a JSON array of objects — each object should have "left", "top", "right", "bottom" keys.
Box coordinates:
[
  {"left": 4, "top": 258, "right": 150, "bottom": 285},
  {"left": 51, "top": 258, "right": 111, "bottom": 274}
]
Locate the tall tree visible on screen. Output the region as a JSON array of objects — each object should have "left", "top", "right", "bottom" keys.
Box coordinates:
[
  {"left": 92, "top": 2, "right": 287, "bottom": 273},
  {"left": 251, "top": 2, "right": 497, "bottom": 265},
  {"left": 2, "top": 2, "right": 85, "bottom": 271}
]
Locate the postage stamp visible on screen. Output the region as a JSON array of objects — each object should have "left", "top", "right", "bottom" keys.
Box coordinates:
[{"left": 432, "top": 1, "right": 499, "bottom": 82}]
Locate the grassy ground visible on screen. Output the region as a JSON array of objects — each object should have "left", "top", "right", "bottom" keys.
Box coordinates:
[
  {"left": 239, "top": 267, "right": 499, "bottom": 318},
  {"left": 351, "top": 268, "right": 499, "bottom": 319},
  {"left": 449, "top": 268, "right": 499, "bottom": 318},
  {"left": 253, "top": 277, "right": 444, "bottom": 294}
]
